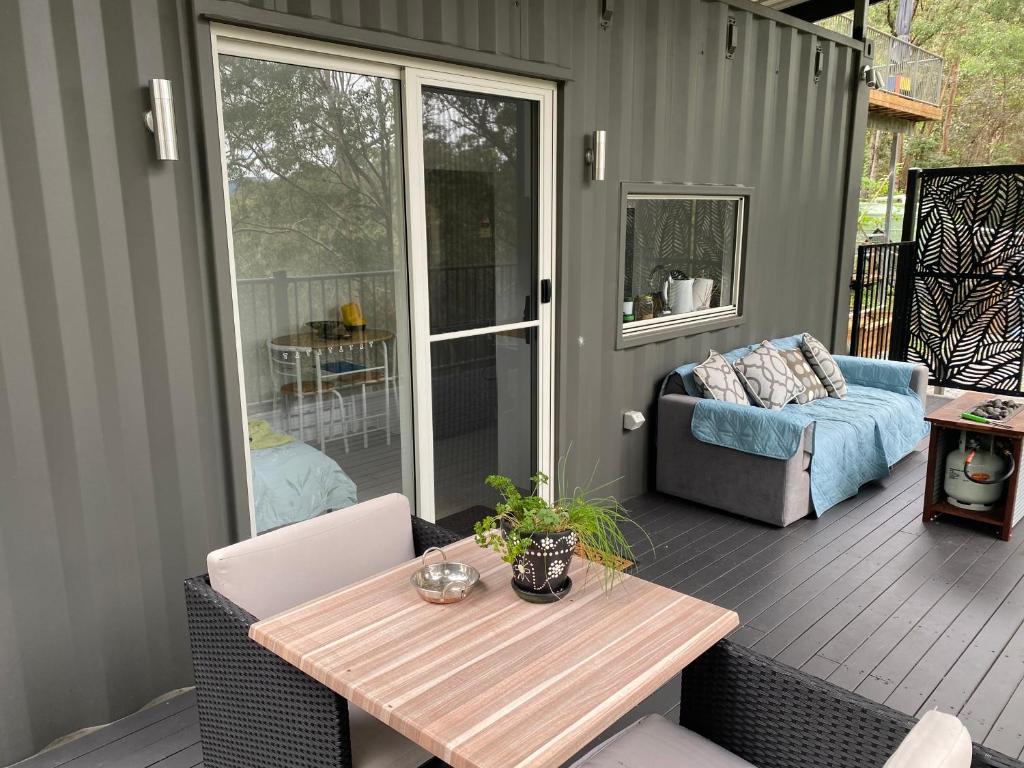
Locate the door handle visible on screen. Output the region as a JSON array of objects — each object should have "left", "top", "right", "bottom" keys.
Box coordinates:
[{"left": 540, "top": 279, "right": 551, "bottom": 304}]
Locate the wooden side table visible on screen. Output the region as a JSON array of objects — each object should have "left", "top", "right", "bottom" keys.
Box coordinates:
[{"left": 923, "top": 393, "right": 1024, "bottom": 541}]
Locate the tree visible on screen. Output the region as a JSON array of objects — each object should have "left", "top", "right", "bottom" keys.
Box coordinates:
[{"left": 866, "top": 0, "right": 1024, "bottom": 173}]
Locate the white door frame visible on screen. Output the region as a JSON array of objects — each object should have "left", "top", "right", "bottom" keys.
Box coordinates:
[{"left": 209, "top": 24, "right": 556, "bottom": 529}]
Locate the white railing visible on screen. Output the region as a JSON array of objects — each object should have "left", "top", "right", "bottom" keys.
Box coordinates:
[
  {"left": 236, "top": 264, "right": 522, "bottom": 406},
  {"left": 818, "top": 15, "right": 944, "bottom": 106}
]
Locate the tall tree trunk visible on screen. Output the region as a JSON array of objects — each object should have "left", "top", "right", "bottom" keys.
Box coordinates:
[
  {"left": 940, "top": 60, "right": 960, "bottom": 156},
  {"left": 868, "top": 130, "right": 882, "bottom": 180}
]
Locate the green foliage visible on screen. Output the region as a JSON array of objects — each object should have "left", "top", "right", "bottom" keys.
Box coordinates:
[
  {"left": 473, "top": 464, "right": 643, "bottom": 592},
  {"left": 860, "top": 0, "right": 1024, "bottom": 186},
  {"left": 220, "top": 56, "right": 404, "bottom": 279}
]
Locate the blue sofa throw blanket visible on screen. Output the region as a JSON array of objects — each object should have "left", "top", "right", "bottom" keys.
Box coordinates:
[{"left": 689, "top": 355, "right": 929, "bottom": 515}]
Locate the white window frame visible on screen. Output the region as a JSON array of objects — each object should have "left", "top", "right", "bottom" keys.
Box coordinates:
[{"left": 209, "top": 24, "right": 557, "bottom": 532}]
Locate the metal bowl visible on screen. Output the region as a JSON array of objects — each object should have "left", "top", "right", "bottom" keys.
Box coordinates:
[{"left": 410, "top": 547, "right": 479, "bottom": 604}]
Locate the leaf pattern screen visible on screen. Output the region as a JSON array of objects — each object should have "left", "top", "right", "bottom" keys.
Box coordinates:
[{"left": 908, "top": 169, "right": 1024, "bottom": 392}]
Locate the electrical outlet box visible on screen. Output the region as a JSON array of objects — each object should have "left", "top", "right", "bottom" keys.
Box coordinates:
[{"left": 623, "top": 410, "right": 645, "bottom": 431}]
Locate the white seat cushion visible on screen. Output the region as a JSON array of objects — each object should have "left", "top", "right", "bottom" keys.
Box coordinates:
[
  {"left": 570, "top": 714, "right": 755, "bottom": 768},
  {"left": 349, "top": 704, "right": 431, "bottom": 768},
  {"left": 884, "top": 710, "right": 973, "bottom": 768},
  {"left": 207, "top": 492, "right": 416, "bottom": 619}
]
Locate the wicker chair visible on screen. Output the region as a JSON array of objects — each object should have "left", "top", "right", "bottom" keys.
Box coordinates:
[
  {"left": 184, "top": 514, "right": 457, "bottom": 768},
  {"left": 575, "top": 638, "right": 1022, "bottom": 768}
]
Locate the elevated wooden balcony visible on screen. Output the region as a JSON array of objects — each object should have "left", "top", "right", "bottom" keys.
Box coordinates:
[{"left": 819, "top": 15, "right": 944, "bottom": 123}]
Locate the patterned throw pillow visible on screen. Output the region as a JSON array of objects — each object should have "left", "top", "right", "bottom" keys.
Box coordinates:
[
  {"left": 693, "top": 350, "right": 749, "bottom": 405},
  {"left": 732, "top": 341, "right": 806, "bottom": 411},
  {"left": 799, "top": 333, "right": 848, "bottom": 399},
  {"left": 779, "top": 347, "right": 828, "bottom": 404}
]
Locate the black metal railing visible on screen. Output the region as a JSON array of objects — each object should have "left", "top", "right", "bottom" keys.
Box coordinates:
[{"left": 849, "top": 240, "right": 915, "bottom": 359}]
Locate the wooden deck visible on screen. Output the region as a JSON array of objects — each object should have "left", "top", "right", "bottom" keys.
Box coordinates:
[{"left": 16, "top": 432, "right": 1024, "bottom": 766}]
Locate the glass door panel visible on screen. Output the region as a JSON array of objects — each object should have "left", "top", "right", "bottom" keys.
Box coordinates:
[
  {"left": 422, "top": 88, "right": 538, "bottom": 334},
  {"left": 218, "top": 53, "right": 413, "bottom": 533},
  {"left": 420, "top": 85, "right": 541, "bottom": 524}
]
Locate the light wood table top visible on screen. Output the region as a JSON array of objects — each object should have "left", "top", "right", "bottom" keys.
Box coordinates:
[{"left": 249, "top": 537, "right": 739, "bottom": 768}]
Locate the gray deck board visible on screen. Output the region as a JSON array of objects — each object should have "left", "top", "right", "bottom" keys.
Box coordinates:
[{"left": 18, "top": 436, "right": 1024, "bottom": 766}]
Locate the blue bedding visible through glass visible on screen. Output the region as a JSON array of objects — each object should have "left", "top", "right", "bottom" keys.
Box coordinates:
[{"left": 321, "top": 360, "right": 366, "bottom": 375}]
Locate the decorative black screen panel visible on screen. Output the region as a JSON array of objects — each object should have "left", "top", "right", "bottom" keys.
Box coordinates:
[{"left": 906, "top": 165, "right": 1024, "bottom": 394}]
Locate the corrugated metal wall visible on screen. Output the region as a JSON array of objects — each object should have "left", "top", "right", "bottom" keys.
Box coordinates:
[
  {"left": 556, "top": 0, "right": 860, "bottom": 497},
  {"left": 0, "top": 0, "right": 235, "bottom": 762},
  {"left": 0, "top": 0, "right": 862, "bottom": 762}
]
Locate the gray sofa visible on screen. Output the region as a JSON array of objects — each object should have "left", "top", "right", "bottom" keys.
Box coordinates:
[{"left": 656, "top": 354, "right": 928, "bottom": 528}]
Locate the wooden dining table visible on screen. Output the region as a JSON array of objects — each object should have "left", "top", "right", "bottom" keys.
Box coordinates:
[{"left": 249, "top": 537, "right": 739, "bottom": 768}]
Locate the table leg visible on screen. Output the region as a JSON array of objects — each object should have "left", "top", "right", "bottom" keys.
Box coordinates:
[
  {"left": 295, "top": 356, "right": 304, "bottom": 444},
  {"left": 384, "top": 340, "right": 391, "bottom": 446},
  {"left": 315, "top": 351, "right": 325, "bottom": 453},
  {"left": 1000, "top": 437, "right": 1022, "bottom": 541},
  {"left": 922, "top": 429, "right": 940, "bottom": 524}
]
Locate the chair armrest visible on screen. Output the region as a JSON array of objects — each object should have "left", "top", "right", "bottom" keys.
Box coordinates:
[
  {"left": 411, "top": 516, "right": 462, "bottom": 555},
  {"left": 680, "top": 640, "right": 1021, "bottom": 768},
  {"left": 834, "top": 355, "right": 928, "bottom": 403},
  {"left": 184, "top": 576, "right": 352, "bottom": 768}
]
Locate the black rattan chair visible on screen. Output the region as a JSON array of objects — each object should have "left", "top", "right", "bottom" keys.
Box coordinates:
[
  {"left": 184, "top": 515, "right": 457, "bottom": 768},
  {"left": 678, "top": 639, "right": 1022, "bottom": 768}
]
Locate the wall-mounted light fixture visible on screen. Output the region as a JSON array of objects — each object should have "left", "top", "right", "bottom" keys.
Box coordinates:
[
  {"left": 814, "top": 44, "right": 825, "bottom": 83},
  {"left": 585, "top": 130, "right": 607, "bottom": 182},
  {"left": 144, "top": 78, "right": 178, "bottom": 161},
  {"left": 600, "top": 0, "right": 614, "bottom": 30},
  {"left": 862, "top": 64, "right": 883, "bottom": 89},
  {"left": 725, "top": 16, "right": 738, "bottom": 59}
]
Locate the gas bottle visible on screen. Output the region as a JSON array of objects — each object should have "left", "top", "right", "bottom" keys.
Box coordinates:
[{"left": 944, "top": 432, "right": 1009, "bottom": 511}]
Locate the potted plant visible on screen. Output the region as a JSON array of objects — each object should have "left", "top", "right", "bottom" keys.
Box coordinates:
[{"left": 473, "top": 470, "right": 638, "bottom": 602}]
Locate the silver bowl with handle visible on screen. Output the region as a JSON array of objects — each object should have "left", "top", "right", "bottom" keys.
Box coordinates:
[{"left": 410, "top": 547, "right": 479, "bottom": 604}]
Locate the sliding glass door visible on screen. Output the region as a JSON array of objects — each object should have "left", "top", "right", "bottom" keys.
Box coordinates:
[
  {"left": 212, "top": 28, "right": 554, "bottom": 531},
  {"left": 408, "top": 84, "right": 547, "bottom": 525}
]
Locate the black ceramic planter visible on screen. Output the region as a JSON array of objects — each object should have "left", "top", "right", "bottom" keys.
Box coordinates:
[{"left": 510, "top": 529, "right": 578, "bottom": 596}]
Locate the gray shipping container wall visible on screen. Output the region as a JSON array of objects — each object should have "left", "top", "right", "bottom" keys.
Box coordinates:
[{"left": 0, "top": 0, "right": 863, "bottom": 762}]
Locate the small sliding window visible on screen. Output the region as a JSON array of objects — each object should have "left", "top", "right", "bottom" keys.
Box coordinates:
[{"left": 616, "top": 183, "right": 752, "bottom": 348}]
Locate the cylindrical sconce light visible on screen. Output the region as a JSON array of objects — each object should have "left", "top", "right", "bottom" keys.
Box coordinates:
[
  {"left": 585, "top": 129, "right": 607, "bottom": 181},
  {"left": 145, "top": 78, "right": 178, "bottom": 161}
]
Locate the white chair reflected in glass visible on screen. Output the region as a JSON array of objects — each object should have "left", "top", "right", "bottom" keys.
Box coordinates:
[{"left": 267, "top": 341, "right": 351, "bottom": 453}]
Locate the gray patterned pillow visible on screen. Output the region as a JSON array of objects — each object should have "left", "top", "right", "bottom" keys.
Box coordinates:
[
  {"left": 799, "top": 333, "right": 848, "bottom": 399},
  {"left": 732, "top": 341, "right": 805, "bottom": 410},
  {"left": 779, "top": 347, "right": 828, "bottom": 404},
  {"left": 693, "top": 350, "right": 749, "bottom": 405}
]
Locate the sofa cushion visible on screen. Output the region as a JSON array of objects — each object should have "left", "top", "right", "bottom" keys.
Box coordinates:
[
  {"left": 884, "top": 710, "right": 972, "bottom": 768},
  {"left": 800, "top": 332, "right": 848, "bottom": 399},
  {"left": 780, "top": 347, "right": 829, "bottom": 403},
  {"left": 570, "top": 714, "right": 755, "bottom": 768},
  {"left": 666, "top": 335, "right": 804, "bottom": 398},
  {"left": 207, "top": 493, "right": 416, "bottom": 620},
  {"left": 732, "top": 341, "right": 805, "bottom": 410},
  {"left": 693, "top": 350, "right": 749, "bottom": 405}
]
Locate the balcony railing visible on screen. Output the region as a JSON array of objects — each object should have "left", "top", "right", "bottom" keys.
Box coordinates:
[
  {"left": 818, "top": 15, "right": 944, "bottom": 107},
  {"left": 236, "top": 264, "right": 520, "bottom": 406}
]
